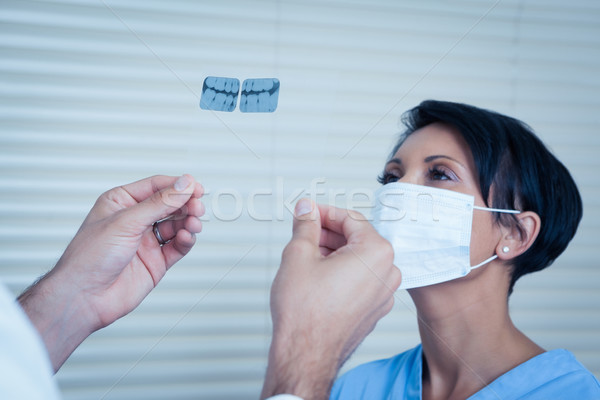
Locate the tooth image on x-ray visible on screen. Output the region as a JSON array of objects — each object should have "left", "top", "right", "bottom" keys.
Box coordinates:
[
  {"left": 199, "top": 77, "right": 240, "bottom": 112},
  {"left": 239, "top": 78, "right": 280, "bottom": 112}
]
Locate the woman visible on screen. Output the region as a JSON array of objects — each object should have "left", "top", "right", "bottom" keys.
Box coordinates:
[{"left": 330, "top": 101, "right": 600, "bottom": 399}]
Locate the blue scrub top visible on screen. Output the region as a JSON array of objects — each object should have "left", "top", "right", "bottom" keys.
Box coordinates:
[{"left": 330, "top": 344, "right": 600, "bottom": 400}]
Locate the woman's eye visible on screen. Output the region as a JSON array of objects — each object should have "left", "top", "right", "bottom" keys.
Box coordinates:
[
  {"left": 377, "top": 172, "right": 399, "bottom": 184},
  {"left": 428, "top": 167, "right": 452, "bottom": 181}
]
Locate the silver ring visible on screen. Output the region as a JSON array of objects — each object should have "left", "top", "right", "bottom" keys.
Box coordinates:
[{"left": 152, "top": 221, "right": 170, "bottom": 246}]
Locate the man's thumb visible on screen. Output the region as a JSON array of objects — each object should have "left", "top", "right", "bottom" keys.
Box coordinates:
[{"left": 291, "top": 198, "right": 321, "bottom": 247}]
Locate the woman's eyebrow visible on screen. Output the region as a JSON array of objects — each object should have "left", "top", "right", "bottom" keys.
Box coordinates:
[
  {"left": 424, "top": 154, "right": 465, "bottom": 169},
  {"left": 386, "top": 158, "right": 402, "bottom": 166}
]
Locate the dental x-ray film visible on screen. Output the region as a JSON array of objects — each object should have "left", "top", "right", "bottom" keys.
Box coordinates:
[
  {"left": 199, "top": 76, "right": 240, "bottom": 112},
  {"left": 200, "top": 77, "right": 279, "bottom": 112},
  {"left": 240, "top": 78, "right": 280, "bottom": 113}
]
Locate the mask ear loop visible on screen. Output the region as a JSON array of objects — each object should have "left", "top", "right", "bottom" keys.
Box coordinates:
[
  {"left": 470, "top": 254, "right": 498, "bottom": 271},
  {"left": 469, "top": 206, "right": 520, "bottom": 272},
  {"left": 473, "top": 205, "right": 521, "bottom": 214}
]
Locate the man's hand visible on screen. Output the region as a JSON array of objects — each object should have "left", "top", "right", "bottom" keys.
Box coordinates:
[
  {"left": 261, "top": 198, "right": 401, "bottom": 400},
  {"left": 18, "top": 174, "right": 205, "bottom": 371}
]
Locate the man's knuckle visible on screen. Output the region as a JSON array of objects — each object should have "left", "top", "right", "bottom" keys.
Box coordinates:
[
  {"left": 283, "top": 239, "right": 311, "bottom": 259},
  {"left": 389, "top": 267, "right": 402, "bottom": 289},
  {"left": 282, "top": 241, "right": 301, "bottom": 258},
  {"left": 346, "top": 209, "right": 365, "bottom": 221},
  {"left": 378, "top": 239, "right": 394, "bottom": 263}
]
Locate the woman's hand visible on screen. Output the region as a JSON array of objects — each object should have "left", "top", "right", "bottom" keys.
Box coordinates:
[{"left": 18, "top": 174, "right": 205, "bottom": 371}]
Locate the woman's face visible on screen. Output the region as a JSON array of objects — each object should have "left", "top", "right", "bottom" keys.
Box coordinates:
[{"left": 381, "top": 122, "right": 502, "bottom": 267}]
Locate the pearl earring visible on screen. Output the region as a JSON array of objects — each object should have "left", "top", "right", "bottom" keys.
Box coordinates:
[{"left": 502, "top": 246, "right": 510, "bottom": 253}]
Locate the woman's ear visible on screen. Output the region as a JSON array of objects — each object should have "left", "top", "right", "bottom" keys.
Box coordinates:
[{"left": 496, "top": 211, "right": 541, "bottom": 260}]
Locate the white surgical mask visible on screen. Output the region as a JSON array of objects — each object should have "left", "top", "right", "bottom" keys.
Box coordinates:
[{"left": 371, "top": 182, "right": 520, "bottom": 289}]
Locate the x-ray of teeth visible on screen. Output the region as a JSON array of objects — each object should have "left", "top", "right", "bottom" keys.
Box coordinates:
[
  {"left": 199, "top": 76, "right": 240, "bottom": 112},
  {"left": 239, "top": 78, "right": 280, "bottom": 112}
]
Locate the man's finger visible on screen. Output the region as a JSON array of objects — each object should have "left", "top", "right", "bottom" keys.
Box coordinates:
[
  {"left": 126, "top": 174, "right": 196, "bottom": 228},
  {"left": 319, "top": 227, "right": 347, "bottom": 251},
  {"left": 154, "top": 215, "right": 203, "bottom": 243},
  {"left": 120, "top": 174, "right": 203, "bottom": 203},
  {"left": 162, "top": 229, "right": 196, "bottom": 269},
  {"left": 317, "top": 204, "right": 371, "bottom": 241}
]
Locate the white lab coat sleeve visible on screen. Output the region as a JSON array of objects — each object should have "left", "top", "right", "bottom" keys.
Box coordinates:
[{"left": 0, "top": 282, "right": 61, "bottom": 400}]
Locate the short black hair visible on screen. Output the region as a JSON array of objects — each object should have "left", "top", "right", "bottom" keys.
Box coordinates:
[{"left": 384, "top": 100, "right": 583, "bottom": 294}]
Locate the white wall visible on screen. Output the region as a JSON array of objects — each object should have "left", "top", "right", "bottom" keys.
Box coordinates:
[{"left": 0, "top": 1, "right": 598, "bottom": 398}]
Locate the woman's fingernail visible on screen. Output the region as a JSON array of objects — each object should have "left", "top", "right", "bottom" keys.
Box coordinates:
[
  {"left": 295, "top": 198, "right": 313, "bottom": 217},
  {"left": 174, "top": 174, "right": 192, "bottom": 192}
]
